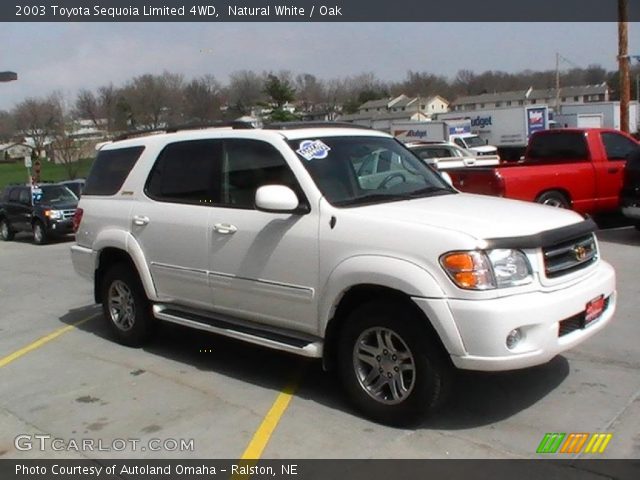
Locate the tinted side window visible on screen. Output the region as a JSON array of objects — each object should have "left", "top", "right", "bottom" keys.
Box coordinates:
[
  {"left": 146, "top": 140, "right": 221, "bottom": 205},
  {"left": 221, "top": 139, "right": 301, "bottom": 209},
  {"left": 528, "top": 133, "right": 588, "bottom": 161},
  {"left": 602, "top": 132, "right": 638, "bottom": 161},
  {"left": 84, "top": 146, "right": 145, "bottom": 196},
  {"left": 18, "top": 189, "right": 31, "bottom": 205},
  {"left": 8, "top": 188, "right": 20, "bottom": 202}
]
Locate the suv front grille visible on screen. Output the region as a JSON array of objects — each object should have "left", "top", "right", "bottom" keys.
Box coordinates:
[
  {"left": 62, "top": 209, "right": 76, "bottom": 220},
  {"left": 543, "top": 233, "right": 597, "bottom": 279}
]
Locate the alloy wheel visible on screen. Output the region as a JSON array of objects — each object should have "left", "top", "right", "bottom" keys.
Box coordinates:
[
  {"left": 107, "top": 280, "right": 136, "bottom": 331},
  {"left": 352, "top": 327, "right": 416, "bottom": 405}
]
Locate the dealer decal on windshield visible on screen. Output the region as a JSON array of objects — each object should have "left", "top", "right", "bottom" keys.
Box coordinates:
[{"left": 296, "top": 140, "right": 331, "bottom": 160}]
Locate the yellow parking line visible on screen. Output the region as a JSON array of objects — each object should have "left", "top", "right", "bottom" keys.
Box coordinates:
[
  {"left": 0, "top": 313, "right": 99, "bottom": 369},
  {"left": 240, "top": 363, "right": 306, "bottom": 461}
]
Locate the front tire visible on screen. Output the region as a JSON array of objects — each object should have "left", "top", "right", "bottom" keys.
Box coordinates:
[
  {"left": 338, "top": 300, "right": 452, "bottom": 426},
  {"left": 32, "top": 220, "right": 48, "bottom": 245},
  {"left": 0, "top": 218, "right": 14, "bottom": 241},
  {"left": 101, "top": 263, "right": 156, "bottom": 346}
]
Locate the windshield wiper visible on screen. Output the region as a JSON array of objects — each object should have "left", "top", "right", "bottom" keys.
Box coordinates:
[
  {"left": 406, "top": 186, "right": 456, "bottom": 198},
  {"left": 333, "top": 193, "right": 414, "bottom": 206}
]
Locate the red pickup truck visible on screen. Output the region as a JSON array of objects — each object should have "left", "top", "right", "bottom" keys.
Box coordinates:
[{"left": 448, "top": 128, "right": 639, "bottom": 216}]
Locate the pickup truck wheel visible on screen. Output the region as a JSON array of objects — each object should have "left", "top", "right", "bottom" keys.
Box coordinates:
[
  {"left": 101, "top": 263, "right": 155, "bottom": 347},
  {"left": 0, "top": 219, "right": 14, "bottom": 241},
  {"left": 32, "top": 220, "right": 48, "bottom": 245},
  {"left": 338, "top": 301, "right": 452, "bottom": 426},
  {"left": 536, "top": 191, "right": 569, "bottom": 209}
]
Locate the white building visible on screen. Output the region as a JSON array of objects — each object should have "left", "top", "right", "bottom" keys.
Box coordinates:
[
  {"left": 340, "top": 94, "right": 449, "bottom": 130},
  {"left": 452, "top": 84, "right": 610, "bottom": 112}
]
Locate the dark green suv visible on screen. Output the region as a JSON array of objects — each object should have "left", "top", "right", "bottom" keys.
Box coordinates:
[{"left": 0, "top": 184, "right": 78, "bottom": 244}]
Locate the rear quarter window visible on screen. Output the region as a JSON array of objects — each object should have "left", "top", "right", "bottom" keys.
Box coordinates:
[
  {"left": 1, "top": 187, "right": 11, "bottom": 202},
  {"left": 601, "top": 132, "right": 639, "bottom": 161},
  {"left": 83, "top": 146, "right": 145, "bottom": 196},
  {"left": 527, "top": 132, "right": 588, "bottom": 161},
  {"left": 8, "top": 188, "right": 20, "bottom": 202}
]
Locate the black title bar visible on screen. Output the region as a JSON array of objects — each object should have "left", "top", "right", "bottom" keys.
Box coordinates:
[
  {"left": 1, "top": 459, "right": 640, "bottom": 480},
  {"left": 4, "top": 0, "right": 640, "bottom": 22}
]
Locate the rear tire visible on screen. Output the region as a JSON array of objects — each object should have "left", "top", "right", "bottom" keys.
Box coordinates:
[
  {"left": 0, "top": 218, "right": 14, "bottom": 241},
  {"left": 101, "top": 263, "right": 156, "bottom": 347},
  {"left": 32, "top": 220, "right": 48, "bottom": 245},
  {"left": 536, "top": 191, "right": 570, "bottom": 209},
  {"left": 338, "top": 300, "right": 452, "bottom": 426}
]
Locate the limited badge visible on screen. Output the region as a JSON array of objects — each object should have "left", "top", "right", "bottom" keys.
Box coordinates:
[{"left": 296, "top": 140, "right": 331, "bottom": 161}]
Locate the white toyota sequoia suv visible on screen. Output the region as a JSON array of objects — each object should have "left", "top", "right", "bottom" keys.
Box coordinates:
[{"left": 71, "top": 123, "right": 616, "bottom": 425}]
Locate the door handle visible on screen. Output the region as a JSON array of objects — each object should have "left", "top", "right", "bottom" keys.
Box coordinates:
[
  {"left": 213, "top": 223, "right": 237, "bottom": 234},
  {"left": 133, "top": 215, "right": 149, "bottom": 226},
  {"left": 607, "top": 167, "right": 619, "bottom": 174}
]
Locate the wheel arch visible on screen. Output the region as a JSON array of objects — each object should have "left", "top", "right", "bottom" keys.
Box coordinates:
[
  {"left": 93, "top": 231, "right": 157, "bottom": 304},
  {"left": 322, "top": 283, "right": 451, "bottom": 372},
  {"left": 535, "top": 188, "right": 572, "bottom": 207}
]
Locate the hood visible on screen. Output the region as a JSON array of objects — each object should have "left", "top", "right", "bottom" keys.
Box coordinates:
[
  {"left": 469, "top": 145, "right": 497, "bottom": 153},
  {"left": 350, "top": 193, "right": 584, "bottom": 243},
  {"left": 36, "top": 201, "right": 78, "bottom": 210}
]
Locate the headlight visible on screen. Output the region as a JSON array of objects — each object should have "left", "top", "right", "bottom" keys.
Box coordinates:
[
  {"left": 440, "top": 249, "right": 532, "bottom": 290},
  {"left": 487, "top": 249, "right": 532, "bottom": 288},
  {"left": 44, "top": 209, "right": 63, "bottom": 220}
]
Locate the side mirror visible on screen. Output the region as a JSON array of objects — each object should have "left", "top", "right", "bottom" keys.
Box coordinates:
[
  {"left": 255, "top": 185, "right": 300, "bottom": 213},
  {"left": 440, "top": 171, "right": 453, "bottom": 186}
]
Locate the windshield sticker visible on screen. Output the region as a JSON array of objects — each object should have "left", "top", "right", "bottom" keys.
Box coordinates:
[
  {"left": 296, "top": 140, "right": 331, "bottom": 161},
  {"left": 32, "top": 188, "right": 43, "bottom": 202}
]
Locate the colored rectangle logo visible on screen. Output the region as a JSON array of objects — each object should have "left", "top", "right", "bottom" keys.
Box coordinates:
[{"left": 537, "top": 433, "right": 612, "bottom": 454}]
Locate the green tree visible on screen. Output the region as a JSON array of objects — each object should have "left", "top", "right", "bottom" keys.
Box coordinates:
[{"left": 263, "top": 74, "right": 296, "bottom": 108}]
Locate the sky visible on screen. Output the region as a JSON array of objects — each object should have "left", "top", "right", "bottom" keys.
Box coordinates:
[{"left": 0, "top": 22, "right": 638, "bottom": 110}]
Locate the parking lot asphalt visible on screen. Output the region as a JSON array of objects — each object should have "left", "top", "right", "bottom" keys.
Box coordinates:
[{"left": 0, "top": 227, "right": 639, "bottom": 460}]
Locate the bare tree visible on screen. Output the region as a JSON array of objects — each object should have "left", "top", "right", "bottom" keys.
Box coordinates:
[
  {"left": 395, "top": 71, "right": 453, "bottom": 99},
  {"left": 227, "top": 70, "right": 266, "bottom": 114},
  {"left": 0, "top": 110, "right": 16, "bottom": 142},
  {"left": 97, "top": 84, "right": 122, "bottom": 133},
  {"left": 183, "top": 75, "right": 222, "bottom": 123},
  {"left": 50, "top": 131, "right": 89, "bottom": 179},
  {"left": 295, "top": 73, "right": 325, "bottom": 110},
  {"left": 13, "top": 95, "right": 64, "bottom": 157},
  {"left": 121, "top": 72, "right": 185, "bottom": 129},
  {"left": 74, "top": 89, "right": 101, "bottom": 126}
]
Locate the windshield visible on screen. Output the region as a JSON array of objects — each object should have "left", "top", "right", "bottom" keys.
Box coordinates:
[
  {"left": 288, "top": 136, "right": 455, "bottom": 206},
  {"left": 463, "top": 136, "right": 487, "bottom": 148},
  {"left": 33, "top": 185, "right": 78, "bottom": 204}
]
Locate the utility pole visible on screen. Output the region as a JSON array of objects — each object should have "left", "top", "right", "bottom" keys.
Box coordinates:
[
  {"left": 555, "top": 52, "right": 561, "bottom": 115},
  {"left": 619, "top": 0, "right": 630, "bottom": 133}
]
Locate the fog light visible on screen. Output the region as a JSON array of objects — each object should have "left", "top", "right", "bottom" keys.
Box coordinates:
[{"left": 506, "top": 328, "right": 522, "bottom": 350}]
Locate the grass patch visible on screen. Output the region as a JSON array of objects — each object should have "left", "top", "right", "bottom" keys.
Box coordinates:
[{"left": 0, "top": 158, "right": 94, "bottom": 190}]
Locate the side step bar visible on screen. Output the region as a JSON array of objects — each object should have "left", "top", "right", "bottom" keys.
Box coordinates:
[{"left": 153, "top": 304, "right": 323, "bottom": 358}]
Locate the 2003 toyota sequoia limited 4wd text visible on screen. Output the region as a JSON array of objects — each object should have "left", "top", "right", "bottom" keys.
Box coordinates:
[{"left": 71, "top": 123, "right": 616, "bottom": 425}]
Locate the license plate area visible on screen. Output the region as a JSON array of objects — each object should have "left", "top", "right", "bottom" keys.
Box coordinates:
[{"left": 584, "top": 295, "right": 605, "bottom": 327}]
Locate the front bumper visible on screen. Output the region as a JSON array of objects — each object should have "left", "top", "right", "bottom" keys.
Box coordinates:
[
  {"left": 413, "top": 261, "right": 616, "bottom": 371},
  {"left": 47, "top": 218, "right": 74, "bottom": 235},
  {"left": 621, "top": 205, "right": 640, "bottom": 222}
]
